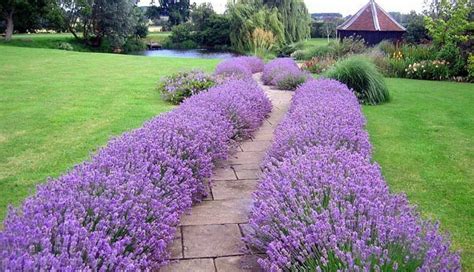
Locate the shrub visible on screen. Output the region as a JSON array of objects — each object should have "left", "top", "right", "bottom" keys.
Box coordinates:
[
  {"left": 325, "top": 56, "right": 390, "bottom": 105},
  {"left": 158, "top": 70, "right": 216, "bottom": 104},
  {"left": 169, "top": 22, "right": 195, "bottom": 44},
  {"left": 214, "top": 56, "right": 264, "bottom": 79},
  {"left": 436, "top": 43, "right": 467, "bottom": 78},
  {"left": 405, "top": 60, "right": 450, "bottom": 81},
  {"left": 58, "top": 42, "right": 74, "bottom": 51},
  {"left": 401, "top": 44, "right": 435, "bottom": 63},
  {"left": 365, "top": 48, "right": 392, "bottom": 76},
  {"left": 262, "top": 58, "right": 299, "bottom": 85},
  {"left": 276, "top": 41, "right": 304, "bottom": 57},
  {"left": 302, "top": 56, "right": 336, "bottom": 74},
  {"left": 377, "top": 40, "right": 397, "bottom": 55},
  {"left": 331, "top": 36, "right": 367, "bottom": 58},
  {"left": 0, "top": 77, "right": 272, "bottom": 270},
  {"left": 263, "top": 59, "right": 310, "bottom": 90},
  {"left": 387, "top": 58, "right": 408, "bottom": 78},
  {"left": 274, "top": 70, "right": 310, "bottom": 90},
  {"left": 245, "top": 79, "right": 461, "bottom": 271},
  {"left": 122, "top": 38, "right": 146, "bottom": 53}
]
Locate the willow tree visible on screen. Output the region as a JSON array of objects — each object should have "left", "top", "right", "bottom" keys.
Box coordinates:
[
  {"left": 263, "top": 0, "right": 310, "bottom": 43},
  {"left": 227, "top": 0, "right": 284, "bottom": 52}
]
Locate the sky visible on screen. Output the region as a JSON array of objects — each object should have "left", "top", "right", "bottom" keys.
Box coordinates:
[{"left": 139, "top": 0, "right": 426, "bottom": 16}]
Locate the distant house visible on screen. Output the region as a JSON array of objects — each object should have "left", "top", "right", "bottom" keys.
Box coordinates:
[{"left": 337, "top": 0, "right": 406, "bottom": 45}]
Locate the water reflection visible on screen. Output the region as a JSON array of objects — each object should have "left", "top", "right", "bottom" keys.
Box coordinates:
[{"left": 131, "top": 49, "right": 239, "bottom": 59}]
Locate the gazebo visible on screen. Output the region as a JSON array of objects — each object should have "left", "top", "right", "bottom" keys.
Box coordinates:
[{"left": 337, "top": 0, "right": 406, "bottom": 45}]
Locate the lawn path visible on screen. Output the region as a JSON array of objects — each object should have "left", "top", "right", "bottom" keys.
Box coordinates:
[{"left": 161, "top": 73, "right": 294, "bottom": 271}]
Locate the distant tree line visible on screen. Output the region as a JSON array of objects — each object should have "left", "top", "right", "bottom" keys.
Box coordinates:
[
  {"left": 166, "top": 0, "right": 311, "bottom": 54},
  {"left": 0, "top": 0, "right": 149, "bottom": 51}
]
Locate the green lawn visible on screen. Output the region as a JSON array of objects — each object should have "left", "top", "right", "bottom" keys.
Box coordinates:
[
  {"left": 364, "top": 78, "right": 474, "bottom": 270},
  {"left": 0, "top": 45, "right": 219, "bottom": 221},
  {"left": 0, "top": 32, "right": 171, "bottom": 52},
  {"left": 145, "top": 32, "right": 171, "bottom": 44},
  {"left": 303, "top": 38, "right": 335, "bottom": 48}
]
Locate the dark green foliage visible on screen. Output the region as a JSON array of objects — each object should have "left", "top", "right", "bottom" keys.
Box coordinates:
[
  {"left": 403, "top": 11, "right": 430, "bottom": 43},
  {"left": 169, "top": 22, "right": 194, "bottom": 44},
  {"left": 151, "top": 0, "right": 190, "bottom": 26},
  {"left": 325, "top": 56, "right": 390, "bottom": 105},
  {"left": 199, "top": 14, "right": 231, "bottom": 48},
  {"left": 168, "top": 4, "right": 231, "bottom": 49},
  {"left": 122, "top": 39, "right": 146, "bottom": 53},
  {"left": 436, "top": 43, "right": 468, "bottom": 78},
  {"left": 0, "top": 0, "right": 55, "bottom": 40}
]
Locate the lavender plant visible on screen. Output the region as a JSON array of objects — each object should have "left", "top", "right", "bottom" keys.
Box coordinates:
[
  {"left": 262, "top": 58, "right": 309, "bottom": 90},
  {"left": 245, "top": 79, "right": 461, "bottom": 271},
  {"left": 214, "top": 56, "right": 264, "bottom": 79},
  {"left": 158, "top": 70, "right": 216, "bottom": 105},
  {"left": 0, "top": 78, "right": 271, "bottom": 270}
]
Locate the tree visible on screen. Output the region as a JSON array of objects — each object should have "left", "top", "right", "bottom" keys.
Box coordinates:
[
  {"left": 227, "top": 0, "right": 284, "bottom": 52},
  {"left": 150, "top": 0, "right": 190, "bottom": 26},
  {"left": 57, "top": 0, "right": 142, "bottom": 49},
  {"left": 0, "top": 0, "right": 52, "bottom": 40},
  {"left": 424, "top": 0, "right": 472, "bottom": 46},
  {"left": 190, "top": 2, "right": 214, "bottom": 31},
  {"left": 404, "top": 11, "right": 430, "bottom": 43},
  {"left": 263, "top": 0, "right": 310, "bottom": 43}
]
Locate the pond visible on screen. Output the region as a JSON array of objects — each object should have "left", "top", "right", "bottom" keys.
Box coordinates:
[{"left": 131, "top": 49, "right": 240, "bottom": 59}]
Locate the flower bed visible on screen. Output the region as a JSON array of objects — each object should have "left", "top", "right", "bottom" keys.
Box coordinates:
[
  {"left": 245, "top": 79, "right": 460, "bottom": 271},
  {"left": 215, "top": 56, "right": 264, "bottom": 79},
  {"left": 262, "top": 58, "right": 309, "bottom": 90},
  {"left": 0, "top": 78, "right": 271, "bottom": 270}
]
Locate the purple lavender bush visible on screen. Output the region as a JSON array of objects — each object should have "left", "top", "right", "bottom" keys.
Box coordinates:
[
  {"left": 245, "top": 79, "right": 461, "bottom": 271},
  {"left": 158, "top": 70, "right": 216, "bottom": 105},
  {"left": 0, "top": 78, "right": 271, "bottom": 270},
  {"left": 214, "top": 56, "right": 264, "bottom": 80},
  {"left": 262, "top": 58, "right": 309, "bottom": 90}
]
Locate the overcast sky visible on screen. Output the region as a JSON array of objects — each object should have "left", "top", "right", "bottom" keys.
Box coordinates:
[{"left": 140, "top": 0, "right": 426, "bottom": 15}]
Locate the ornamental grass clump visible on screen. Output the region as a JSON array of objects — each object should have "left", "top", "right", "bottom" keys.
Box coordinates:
[
  {"left": 0, "top": 78, "right": 271, "bottom": 270},
  {"left": 325, "top": 56, "right": 390, "bottom": 105},
  {"left": 159, "top": 70, "right": 216, "bottom": 104},
  {"left": 262, "top": 58, "right": 309, "bottom": 90},
  {"left": 245, "top": 79, "right": 461, "bottom": 271}
]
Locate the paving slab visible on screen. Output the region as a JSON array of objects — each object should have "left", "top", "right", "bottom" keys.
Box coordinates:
[
  {"left": 228, "top": 152, "right": 266, "bottom": 165},
  {"left": 161, "top": 258, "right": 215, "bottom": 272},
  {"left": 215, "top": 255, "right": 263, "bottom": 272},
  {"left": 212, "top": 180, "right": 258, "bottom": 200},
  {"left": 212, "top": 167, "right": 237, "bottom": 181},
  {"left": 180, "top": 199, "right": 251, "bottom": 226},
  {"left": 239, "top": 141, "right": 272, "bottom": 152},
  {"left": 169, "top": 227, "right": 183, "bottom": 259},
  {"left": 234, "top": 169, "right": 261, "bottom": 180},
  {"left": 183, "top": 224, "right": 244, "bottom": 258}
]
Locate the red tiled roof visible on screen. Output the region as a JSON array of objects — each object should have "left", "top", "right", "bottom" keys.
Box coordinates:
[{"left": 337, "top": 0, "right": 406, "bottom": 32}]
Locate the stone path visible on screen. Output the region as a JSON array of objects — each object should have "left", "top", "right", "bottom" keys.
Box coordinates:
[{"left": 161, "top": 73, "right": 293, "bottom": 272}]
